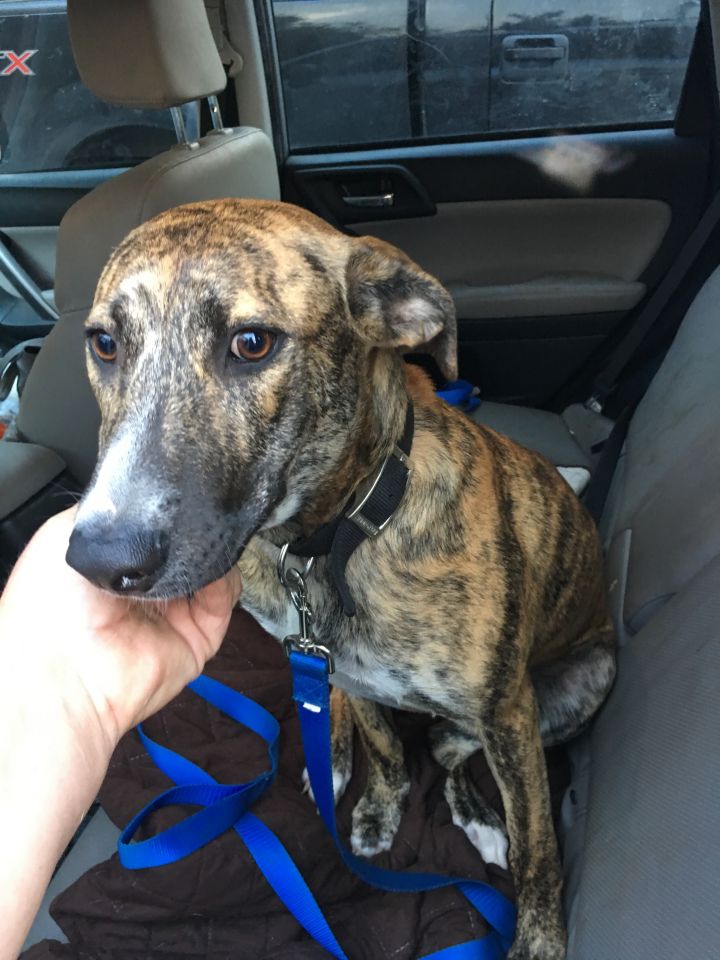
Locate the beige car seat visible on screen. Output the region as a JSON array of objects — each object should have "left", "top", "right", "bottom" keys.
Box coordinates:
[{"left": 1, "top": 0, "right": 280, "bottom": 539}]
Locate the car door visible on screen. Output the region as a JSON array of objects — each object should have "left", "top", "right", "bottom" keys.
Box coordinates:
[
  {"left": 265, "top": 0, "right": 708, "bottom": 407},
  {"left": 0, "top": 0, "right": 197, "bottom": 362}
]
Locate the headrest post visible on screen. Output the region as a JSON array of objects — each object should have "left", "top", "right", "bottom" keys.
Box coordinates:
[
  {"left": 207, "top": 95, "right": 224, "bottom": 131},
  {"left": 171, "top": 106, "right": 189, "bottom": 145}
]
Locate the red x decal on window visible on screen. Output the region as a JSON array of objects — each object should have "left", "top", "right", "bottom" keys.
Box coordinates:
[{"left": 0, "top": 50, "right": 37, "bottom": 76}]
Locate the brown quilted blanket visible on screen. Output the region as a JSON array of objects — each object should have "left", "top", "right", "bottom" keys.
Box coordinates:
[{"left": 24, "top": 611, "right": 568, "bottom": 960}]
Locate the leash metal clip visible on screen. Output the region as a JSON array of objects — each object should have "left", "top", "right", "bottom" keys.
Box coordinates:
[{"left": 278, "top": 543, "right": 335, "bottom": 674}]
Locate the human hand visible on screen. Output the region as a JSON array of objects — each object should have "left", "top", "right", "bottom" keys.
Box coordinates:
[
  {"left": 0, "top": 508, "right": 242, "bottom": 957},
  {"left": 0, "top": 508, "right": 242, "bottom": 760}
]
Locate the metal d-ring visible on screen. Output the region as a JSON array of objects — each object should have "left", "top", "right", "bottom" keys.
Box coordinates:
[{"left": 277, "top": 542, "right": 315, "bottom": 596}]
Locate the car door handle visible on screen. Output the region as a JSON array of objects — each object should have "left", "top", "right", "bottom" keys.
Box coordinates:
[
  {"left": 501, "top": 34, "right": 569, "bottom": 82},
  {"left": 342, "top": 192, "right": 395, "bottom": 208},
  {"left": 505, "top": 47, "right": 565, "bottom": 61}
]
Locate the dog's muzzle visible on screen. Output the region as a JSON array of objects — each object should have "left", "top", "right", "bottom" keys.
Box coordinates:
[{"left": 66, "top": 522, "right": 169, "bottom": 594}]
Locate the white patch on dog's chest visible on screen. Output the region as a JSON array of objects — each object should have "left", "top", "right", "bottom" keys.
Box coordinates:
[
  {"left": 330, "top": 642, "right": 436, "bottom": 711},
  {"left": 250, "top": 598, "right": 297, "bottom": 644},
  {"left": 251, "top": 597, "right": 410, "bottom": 706},
  {"left": 241, "top": 546, "right": 428, "bottom": 711},
  {"left": 331, "top": 655, "right": 410, "bottom": 708}
]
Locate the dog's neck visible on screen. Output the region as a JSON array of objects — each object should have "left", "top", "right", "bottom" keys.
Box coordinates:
[{"left": 276, "top": 352, "right": 410, "bottom": 536}]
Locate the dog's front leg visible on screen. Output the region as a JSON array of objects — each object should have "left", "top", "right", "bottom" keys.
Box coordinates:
[
  {"left": 479, "top": 677, "right": 566, "bottom": 960},
  {"left": 303, "top": 685, "right": 354, "bottom": 802},
  {"left": 429, "top": 720, "right": 508, "bottom": 869},
  {"left": 302, "top": 691, "right": 408, "bottom": 854},
  {"left": 347, "top": 695, "right": 409, "bottom": 857}
]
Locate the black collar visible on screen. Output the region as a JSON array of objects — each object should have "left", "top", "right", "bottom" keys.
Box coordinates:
[{"left": 290, "top": 403, "right": 414, "bottom": 616}]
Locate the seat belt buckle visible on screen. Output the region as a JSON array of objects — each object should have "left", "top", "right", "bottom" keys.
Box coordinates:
[
  {"left": 0, "top": 354, "right": 19, "bottom": 402},
  {"left": 584, "top": 394, "right": 604, "bottom": 415}
]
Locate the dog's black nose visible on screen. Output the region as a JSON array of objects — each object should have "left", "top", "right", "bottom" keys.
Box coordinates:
[{"left": 66, "top": 524, "right": 169, "bottom": 594}]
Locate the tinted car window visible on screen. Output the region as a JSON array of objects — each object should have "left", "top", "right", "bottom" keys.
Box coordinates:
[
  {"left": 491, "top": 0, "right": 701, "bottom": 132},
  {"left": 0, "top": 0, "right": 199, "bottom": 173},
  {"left": 272, "top": 0, "right": 412, "bottom": 148},
  {"left": 271, "top": 0, "right": 700, "bottom": 150}
]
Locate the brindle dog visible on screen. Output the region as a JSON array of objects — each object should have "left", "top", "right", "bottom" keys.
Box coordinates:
[{"left": 67, "top": 198, "right": 615, "bottom": 959}]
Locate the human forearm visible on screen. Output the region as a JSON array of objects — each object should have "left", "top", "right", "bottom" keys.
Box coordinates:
[
  {"left": 0, "top": 510, "right": 240, "bottom": 958},
  {"left": 0, "top": 685, "right": 113, "bottom": 960}
]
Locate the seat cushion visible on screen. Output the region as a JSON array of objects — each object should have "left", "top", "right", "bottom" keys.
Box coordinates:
[
  {"left": 53, "top": 127, "right": 280, "bottom": 317},
  {"left": 471, "top": 401, "right": 592, "bottom": 468},
  {"left": 602, "top": 263, "right": 720, "bottom": 632},
  {"left": 68, "top": 0, "right": 226, "bottom": 109},
  {"left": 23, "top": 808, "right": 119, "bottom": 950},
  {"left": 565, "top": 551, "right": 720, "bottom": 959}
]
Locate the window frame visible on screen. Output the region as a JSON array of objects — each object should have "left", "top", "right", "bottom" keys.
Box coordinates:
[{"left": 260, "top": 0, "right": 707, "bottom": 160}]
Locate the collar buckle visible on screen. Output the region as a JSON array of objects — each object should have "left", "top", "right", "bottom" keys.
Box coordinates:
[
  {"left": 345, "top": 444, "right": 411, "bottom": 538},
  {"left": 288, "top": 403, "right": 415, "bottom": 617}
]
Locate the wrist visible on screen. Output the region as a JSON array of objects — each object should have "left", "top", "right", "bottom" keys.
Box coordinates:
[
  {"left": 3, "top": 654, "right": 118, "bottom": 781},
  {"left": 61, "top": 673, "right": 122, "bottom": 772},
  {"left": 0, "top": 662, "right": 115, "bottom": 960}
]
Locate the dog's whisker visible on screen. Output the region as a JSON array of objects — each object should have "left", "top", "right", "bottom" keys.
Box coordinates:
[{"left": 49, "top": 483, "right": 83, "bottom": 501}]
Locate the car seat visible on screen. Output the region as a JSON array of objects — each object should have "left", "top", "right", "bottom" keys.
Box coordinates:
[{"left": 0, "top": 0, "right": 280, "bottom": 568}]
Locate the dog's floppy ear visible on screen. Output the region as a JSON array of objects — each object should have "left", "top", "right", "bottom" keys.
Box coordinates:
[{"left": 345, "top": 235, "right": 458, "bottom": 380}]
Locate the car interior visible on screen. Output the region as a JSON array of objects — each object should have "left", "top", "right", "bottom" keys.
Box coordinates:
[{"left": 2, "top": 0, "right": 719, "bottom": 957}]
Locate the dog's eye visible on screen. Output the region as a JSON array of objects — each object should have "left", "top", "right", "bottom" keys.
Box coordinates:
[
  {"left": 88, "top": 330, "right": 117, "bottom": 363},
  {"left": 230, "top": 329, "right": 275, "bottom": 362}
]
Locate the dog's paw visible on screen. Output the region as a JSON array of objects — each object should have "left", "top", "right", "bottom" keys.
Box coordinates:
[
  {"left": 508, "top": 913, "right": 567, "bottom": 960},
  {"left": 454, "top": 814, "right": 509, "bottom": 870},
  {"left": 507, "top": 931, "right": 566, "bottom": 960},
  {"left": 302, "top": 761, "right": 352, "bottom": 805},
  {"left": 350, "top": 780, "right": 408, "bottom": 857},
  {"left": 445, "top": 767, "right": 509, "bottom": 869}
]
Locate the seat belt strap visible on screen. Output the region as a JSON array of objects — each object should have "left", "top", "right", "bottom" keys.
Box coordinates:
[
  {"left": 587, "top": 187, "right": 720, "bottom": 412},
  {"left": 582, "top": 362, "right": 658, "bottom": 523},
  {"left": 582, "top": 404, "right": 633, "bottom": 524},
  {"left": 0, "top": 337, "right": 44, "bottom": 401}
]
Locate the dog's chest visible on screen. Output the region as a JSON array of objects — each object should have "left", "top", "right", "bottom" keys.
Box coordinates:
[
  {"left": 245, "top": 587, "right": 423, "bottom": 710},
  {"left": 331, "top": 647, "right": 414, "bottom": 709}
]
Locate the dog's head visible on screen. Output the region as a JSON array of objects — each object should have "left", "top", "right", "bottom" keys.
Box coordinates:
[{"left": 66, "top": 199, "right": 455, "bottom": 598}]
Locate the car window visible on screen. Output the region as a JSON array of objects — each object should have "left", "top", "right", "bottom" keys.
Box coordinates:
[
  {"left": 271, "top": 0, "right": 701, "bottom": 151},
  {"left": 0, "top": 0, "right": 200, "bottom": 174}
]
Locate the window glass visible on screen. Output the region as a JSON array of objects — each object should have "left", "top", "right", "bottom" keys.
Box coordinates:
[
  {"left": 271, "top": 0, "right": 701, "bottom": 150},
  {"left": 0, "top": 1, "right": 200, "bottom": 173},
  {"left": 420, "top": 1, "right": 491, "bottom": 140},
  {"left": 272, "top": 0, "right": 411, "bottom": 149},
  {"left": 490, "top": 0, "right": 701, "bottom": 132}
]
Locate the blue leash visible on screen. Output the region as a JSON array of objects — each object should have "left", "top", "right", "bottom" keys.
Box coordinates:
[
  {"left": 290, "top": 652, "right": 515, "bottom": 957},
  {"left": 436, "top": 379, "right": 481, "bottom": 413},
  {"left": 118, "top": 659, "right": 515, "bottom": 958}
]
